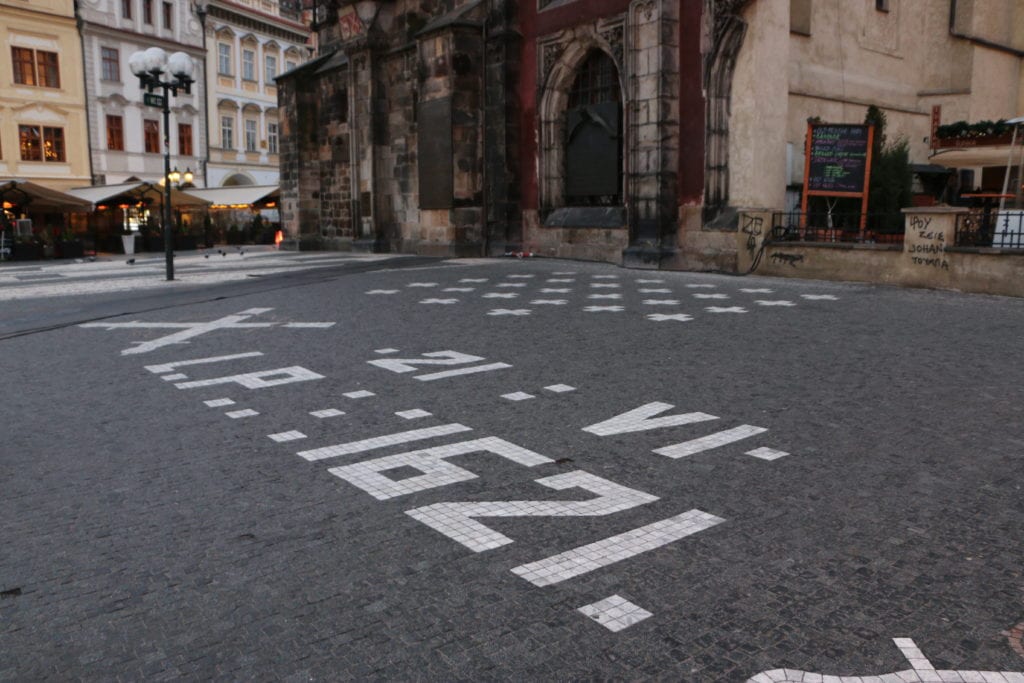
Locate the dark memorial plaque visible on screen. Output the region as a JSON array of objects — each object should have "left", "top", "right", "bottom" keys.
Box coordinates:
[
  {"left": 418, "top": 97, "right": 454, "bottom": 210},
  {"left": 806, "top": 124, "right": 871, "bottom": 194}
]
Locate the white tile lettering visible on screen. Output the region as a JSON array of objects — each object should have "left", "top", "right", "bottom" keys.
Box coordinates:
[
  {"left": 175, "top": 366, "right": 324, "bottom": 390},
  {"left": 654, "top": 425, "right": 768, "bottom": 459},
  {"left": 297, "top": 423, "right": 473, "bottom": 462},
  {"left": 584, "top": 402, "right": 718, "bottom": 436}
]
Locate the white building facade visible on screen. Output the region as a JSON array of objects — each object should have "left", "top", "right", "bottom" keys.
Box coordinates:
[
  {"left": 197, "top": 0, "right": 310, "bottom": 188},
  {"left": 77, "top": 0, "right": 207, "bottom": 186}
]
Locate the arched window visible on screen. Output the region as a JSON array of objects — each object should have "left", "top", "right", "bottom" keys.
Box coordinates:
[{"left": 565, "top": 51, "right": 622, "bottom": 206}]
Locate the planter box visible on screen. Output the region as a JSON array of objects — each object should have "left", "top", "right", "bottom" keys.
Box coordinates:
[
  {"left": 933, "top": 134, "right": 1014, "bottom": 149},
  {"left": 175, "top": 235, "right": 198, "bottom": 251},
  {"left": 12, "top": 242, "right": 44, "bottom": 260}
]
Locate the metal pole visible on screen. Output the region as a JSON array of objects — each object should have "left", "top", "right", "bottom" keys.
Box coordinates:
[{"left": 163, "top": 84, "right": 174, "bottom": 281}]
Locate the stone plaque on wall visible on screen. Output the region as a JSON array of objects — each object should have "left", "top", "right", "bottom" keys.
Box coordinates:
[{"left": 418, "top": 97, "right": 454, "bottom": 210}]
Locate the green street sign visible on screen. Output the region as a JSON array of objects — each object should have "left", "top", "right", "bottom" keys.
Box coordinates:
[{"left": 143, "top": 93, "right": 165, "bottom": 108}]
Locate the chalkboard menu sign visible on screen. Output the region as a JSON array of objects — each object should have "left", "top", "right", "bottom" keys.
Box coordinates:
[{"left": 805, "top": 124, "right": 872, "bottom": 195}]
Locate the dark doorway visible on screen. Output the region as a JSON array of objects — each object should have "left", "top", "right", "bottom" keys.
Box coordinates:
[{"left": 565, "top": 50, "right": 622, "bottom": 206}]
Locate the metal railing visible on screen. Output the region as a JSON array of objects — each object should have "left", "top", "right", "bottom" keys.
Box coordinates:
[
  {"left": 770, "top": 212, "right": 905, "bottom": 244},
  {"left": 955, "top": 211, "right": 1024, "bottom": 249}
]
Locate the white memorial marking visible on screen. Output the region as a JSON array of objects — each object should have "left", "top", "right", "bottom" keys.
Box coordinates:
[
  {"left": 175, "top": 366, "right": 324, "bottom": 390},
  {"left": 544, "top": 384, "right": 575, "bottom": 393},
  {"left": 740, "top": 288, "right": 774, "bottom": 293},
  {"left": 507, "top": 274, "right": 535, "bottom": 279},
  {"left": 685, "top": 284, "right": 717, "bottom": 289},
  {"left": 406, "top": 470, "right": 658, "bottom": 552},
  {"left": 592, "top": 275, "right": 619, "bottom": 279},
  {"left": 587, "top": 294, "right": 622, "bottom": 300},
  {"left": 748, "top": 638, "right": 1024, "bottom": 683},
  {"left": 801, "top": 294, "right": 839, "bottom": 300},
  {"left": 161, "top": 373, "right": 188, "bottom": 381},
  {"left": 590, "top": 283, "right": 621, "bottom": 289},
  {"left": 511, "top": 509, "right": 724, "bottom": 586},
  {"left": 583, "top": 305, "right": 623, "bottom": 312},
  {"left": 366, "top": 289, "right": 399, "bottom": 295},
  {"left": 297, "top": 423, "right": 473, "bottom": 462},
  {"left": 647, "top": 313, "right": 694, "bottom": 322},
  {"left": 487, "top": 309, "right": 531, "bottom": 316},
  {"left": 269, "top": 430, "right": 306, "bottom": 443},
  {"left": 311, "top": 409, "right": 345, "bottom": 418},
  {"left": 638, "top": 288, "right": 671, "bottom": 293},
  {"left": 530, "top": 299, "right": 568, "bottom": 305},
  {"left": 329, "top": 436, "right": 553, "bottom": 501},
  {"left": 370, "top": 350, "right": 485, "bottom": 373},
  {"left": 553, "top": 271, "right": 577, "bottom": 275},
  {"left": 284, "top": 322, "right": 335, "bottom": 328},
  {"left": 540, "top": 288, "right": 571, "bottom": 293},
  {"left": 459, "top": 278, "right": 488, "bottom": 283},
  {"left": 501, "top": 392, "right": 534, "bottom": 401},
  {"left": 443, "top": 287, "right": 475, "bottom": 292},
  {"left": 693, "top": 293, "right": 729, "bottom": 299},
  {"left": 547, "top": 278, "right": 574, "bottom": 283},
  {"left": 396, "top": 409, "right": 431, "bottom": 420},
  {"left": 374, "top": 348, "right": 399, "bottom": 354},
  {"left": 642, "top": 299, "right": 681, "bottom": 305},
  {"left": 343, "top": 390, "right": 376, "bottom": 399},
  {"left": 145, "top": 352, "right": 264, "bottom": 375},
  {"left": 654, "top": 425, "right": 768, "bottom": 459},
  {"left": 496, "top": 283, "right": 527, "bottom": 288},
  {"left": 579, "top": 595, "right": 653, "bottom": 632},
  {"left": 636, "top": 279, "right": 664, "bottom": 283},
  {"left": 754, "top": 300, "right": 796, "bottom": 307},
  {"left": 705, "top": 306, "right": 747, "bottom": 314},
  {"left": 407, "top": 282, "right": 438, "bottom": 288},
  {"left": 226, "top": 409, "right": 259, "bottom": 418},
  {"left": 483, "top": 292, "right": 519, "bottom": 299},
  {"left": 204, "top": 398, "right": 235, "bottom": 408},
  {"left": 420, "top": 298, "right": 459, "bottom": 304},
  {"left": 416, "top": 362, "right": 513, "bottom": 381},
  {"left": 745, "top": 447, "right": 789, "bottom": 461},
  {"left": 80, "top": 309, "right": 333, "bottom": 355},
  {"left": 583, "top": 402, "right": 718, "bottom": 436}
]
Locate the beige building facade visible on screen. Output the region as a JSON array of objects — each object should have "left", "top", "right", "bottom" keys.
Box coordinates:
[{"left": 0, "top": 0, "right": 91, "bottom": 192}]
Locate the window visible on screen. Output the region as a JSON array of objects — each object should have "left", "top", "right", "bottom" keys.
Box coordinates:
[
  {"left": 221, "top": 116, "right": 234, "bottom": 149},
  {"left": 121, "top": 0, "right": 132, "bottom": 19},
  {"left": 162, "top": 2, "right": 172, "bottom": 29},
  {"left": 144, "top": 119, "right": 160, "bottom": 153},
  {"left": 106, "top": 115, "right": 124, "bottom": 151},
  {"left": 19, "top": 125, "right": 65, "bottom": 162},
  {"left": 242, "top": 49, "right": 255, "bottom": 81},
  {"left": 12, "top": 48, "right": 35, "bottom": 85},
  {"left": 267, "top": 122, "right": 278, "bottom": 154},
  {"left": 143, "top": 0, "right": 152, "bottom": 24},
  {"left": 218, "top": 44, "right": 231, "bottom": 75},
  {"left": 101, "top": 47, "right": 120, "bottom": 81},
  {"left": 565, "top": 51, "right": 622, "bottom": 206},
  {"left": 876, "top": 0, "right": 890, "bottom": 10},
  {"left": 178, "top": 123, "right": 192, "bottom": 156},
  {"left": 245, "top": 119, "right": 257, "bottom": 152},
  {"left": 790, "top": 0, "right": 812, "bottom": 35},
  {"left": 285, "top": 60, "right": 296, "bottom": 72},
  {"left": 12, "top": 48, "right": 60, "bottom": 88},
  {"left": 265, "top": 55, "right": 277, "bottom": 82}
]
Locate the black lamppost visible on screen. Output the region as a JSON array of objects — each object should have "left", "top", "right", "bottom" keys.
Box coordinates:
[{"left": 128, "top": 47, "right": 195, "bottom": 281}]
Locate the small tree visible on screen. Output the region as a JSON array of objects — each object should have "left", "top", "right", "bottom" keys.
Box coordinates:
[{"left": 864, "top": 105, "right": 913, "bottom": 233}]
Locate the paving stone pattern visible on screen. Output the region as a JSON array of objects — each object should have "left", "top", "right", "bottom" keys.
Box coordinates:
[{"left": 1, "top": 258, "right": 1023, "bottom": 680}]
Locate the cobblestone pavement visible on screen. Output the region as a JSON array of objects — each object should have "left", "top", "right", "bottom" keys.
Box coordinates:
[{"left": 1, "top": 257, "right": 1022, "bottom": 681}]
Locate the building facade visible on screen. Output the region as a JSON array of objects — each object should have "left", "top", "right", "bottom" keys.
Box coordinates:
[
  {"left": 77, "top": 0, "right": 207, "bottom": 187},
  {"left": 199, "top": 0, "right": 311, "bottom": 188},
  {"left": 275, "top": 0, "right": 1024, "bottom": 271},
  {"left": 0, "top": 0, "right": 92, "bottom": 192}
]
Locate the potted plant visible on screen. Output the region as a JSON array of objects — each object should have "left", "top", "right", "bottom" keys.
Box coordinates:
[{"left": 56, "top": 227, "right": 84, "bottom": 259}]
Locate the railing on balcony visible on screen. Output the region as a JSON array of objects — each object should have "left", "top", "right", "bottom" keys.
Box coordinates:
[
  {"left": 770, "top": 212, "right": 906, "bottom": 245},
  {"left": 955, "top": 211, "right": 1024, "bottom": 249}
]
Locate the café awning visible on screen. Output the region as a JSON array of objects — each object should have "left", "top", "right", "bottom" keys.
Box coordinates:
[
  {"left": 181, "top": 185, "right": 278, "bottom": 209},
  {"left": 66, "top": 181, "right": 211, "bottom": 209},
  {"left": 0, "top": 179, "right": 93, "bottom": 211},
  {"left": 928, "top": 145, "right": 1020, "bottom": 169}
]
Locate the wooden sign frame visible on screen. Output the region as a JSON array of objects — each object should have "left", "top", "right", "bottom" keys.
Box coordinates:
[{"left": 801, "top": 123, "right": 875, "bottom": 239}]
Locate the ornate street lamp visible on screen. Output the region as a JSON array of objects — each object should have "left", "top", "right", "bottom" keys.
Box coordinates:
[{"left": 128, "top": 47, "right": 195, "bottom": 280}]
